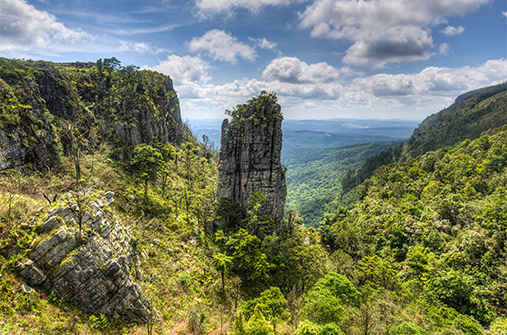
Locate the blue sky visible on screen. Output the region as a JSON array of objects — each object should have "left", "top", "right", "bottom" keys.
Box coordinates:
[{"left": 1, "top": 0, "right": 506, "bottom": 120}]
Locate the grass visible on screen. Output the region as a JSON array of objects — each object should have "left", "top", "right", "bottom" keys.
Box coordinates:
[{"left": 0, "top": 143, "right": 255, "bottom": 334}]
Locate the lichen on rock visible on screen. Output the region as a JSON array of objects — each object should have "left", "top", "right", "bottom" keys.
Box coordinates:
[
  {"left": 214, "top": 92, "right": 287, "bottom": 231},
  {"left": 17, "top": 191, "right": 152, "bottom": 323}
]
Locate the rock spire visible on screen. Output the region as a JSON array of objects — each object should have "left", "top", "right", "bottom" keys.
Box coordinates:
[{"left": 215, "top": 92, "right": 287, "bottom": 229}]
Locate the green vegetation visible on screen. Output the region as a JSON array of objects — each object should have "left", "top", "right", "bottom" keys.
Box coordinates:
[
  {"left": 284, "top": 141, "right": 402, "bottom": 227},
  {"left": 0, "top": 57, "right": 185, "bottom": 169},
  {"left": 321, "top": 125, "right": 507, "bottom": 328},
  {"left": 1, "top": 59, "right": 507, "bottom": 335},
  {"left": 225, "top": 91, "right": 282, "bottom": 126},
  {"left": 341, "top": 82, "right": 507, "bottom": 193}
]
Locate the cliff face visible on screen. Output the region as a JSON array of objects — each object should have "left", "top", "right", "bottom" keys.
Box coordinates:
[
  {"left": 216, "top": 93, "right": 286, "bottom": 227},
  {"left": 0, "top": 58, "right": 184, "bottom": 171}
]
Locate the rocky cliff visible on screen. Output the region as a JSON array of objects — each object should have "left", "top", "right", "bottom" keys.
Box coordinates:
[
  {"left": 17, "top": 191, "right": 152, "bottom": 323},
  {"left": 216, "top": 92, "right": 286, "bottom": 229},
  {"left": 0, "top": 58, "right": 184, "bottom": 170}
]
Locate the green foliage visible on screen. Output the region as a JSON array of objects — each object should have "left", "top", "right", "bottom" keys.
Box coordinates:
[
  {"left": 226, "top": 91, "right": 282, "bottom": 126},
  {"left": 245, "top": 306, "right": 274, "bottom": 335},
  {"left": 0, "top": 57, "right": 187, "bottom": 172},
  {"left": 341, "top": 82, "right": 507, "bottom": 194},
  {"left": 312, "top": 272, "right": 359, "bottom": 306},
  {"left": 284, "top": 140, "right": 402, "bottom": 227},
  {"left": 389, "top": 322, "right": 426, "bottom": 335},
  {"left": 130, "top": 143, "right": 165, "bottom": 197},
  {"left": 322, "top": 126, "right": 507, "bottom": 325},
  {"left": 294, "top": 320, "right": 323, "bottom": 335},
  {"left": 243, "top": 286, "right": 289, "bottom": 322}
]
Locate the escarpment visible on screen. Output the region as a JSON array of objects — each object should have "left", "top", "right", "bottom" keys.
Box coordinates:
[
  {"left": 0, "top": 58, "right": 184, "bottom": 171},
  {"left": 215, "top": 92, "right": 287, "bottom": 230}
]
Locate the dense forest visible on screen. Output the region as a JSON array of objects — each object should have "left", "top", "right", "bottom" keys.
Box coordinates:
[
  {"left": 341, "top": 83, "right": 507, "bottom": 193},
  {"left": 283, "top": 141, "right": 403, "bottom": 227},
  {"left": 1, "top": 58, "right": 507, "bottom": 335}
]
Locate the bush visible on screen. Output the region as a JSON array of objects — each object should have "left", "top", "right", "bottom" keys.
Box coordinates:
[{"left": 294, "top": 320, "right": 322, "bottom": 335}]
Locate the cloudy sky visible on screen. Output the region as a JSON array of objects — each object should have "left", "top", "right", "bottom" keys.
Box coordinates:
[{"left": 1, "top": 0, "right": 506, "bottom": 120}]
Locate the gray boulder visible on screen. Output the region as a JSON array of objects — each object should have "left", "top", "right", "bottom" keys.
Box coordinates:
[{"left": 19, "top": 192, "right": 151, "bottom": 323}]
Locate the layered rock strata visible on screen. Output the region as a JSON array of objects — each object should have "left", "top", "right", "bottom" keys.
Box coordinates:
[
  {"left": 17, "top": 192, "right": 151, "bottom": 323},
  {"left": 216, "top": 97, "right": 286, "bottom": 229},
  {"left": 0, "top": 59, "right": 183, "bottom": 171}
]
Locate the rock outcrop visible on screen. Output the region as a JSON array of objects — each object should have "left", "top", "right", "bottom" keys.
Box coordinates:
[
  {"left": 215, "top": 93, "right": 286, "bottom": 230},
  {"left": 0, "top": 58, "right": 184, "bottom": 171},
  {"left": 17, "top": 192, "right": 152, "bottom": 323}
]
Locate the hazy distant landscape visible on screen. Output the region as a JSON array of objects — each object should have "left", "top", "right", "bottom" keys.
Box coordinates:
[
  {"left": 189, "top": 118, "right": 420, "bottom": 150},
  {"left": 1, "top": 0, "right": 506, "bottom": 332},
  {"left": 190, "top": 118, "right": 420, "bottom": 226}
]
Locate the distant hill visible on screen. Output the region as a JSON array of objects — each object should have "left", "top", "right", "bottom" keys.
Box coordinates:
[
  {"left": 407, "top": 82, "right": 507, "bottom": 157},
  {"left": 342, "top": 82, "right": 507, "bottom": 193},
  {"left": 283, "top": 141, "right": 402, "bottom": 227},
  {"left": 188, "top": 118, "right": 419, "bottom": 151}
]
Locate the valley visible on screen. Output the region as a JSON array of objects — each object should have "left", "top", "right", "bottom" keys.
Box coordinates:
[{"left": 0, "top": 58, "right": 507, "bottom": 335}]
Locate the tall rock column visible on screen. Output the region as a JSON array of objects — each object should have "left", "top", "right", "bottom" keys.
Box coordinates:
[{"left": 216, "top": 93, "right": 287, "bottom": 229}]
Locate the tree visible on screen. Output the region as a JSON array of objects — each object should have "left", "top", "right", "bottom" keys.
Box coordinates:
[
  {"left": 213, "top": 252, "right": 233, "bottom": 292},
  {"left": 130, "top": 144, "right": 164, "bottom": 198},
  {"left": 61, "top": 122, "right": 88, "bottom": 186},
  {"left": 245, "top": 306, "right": 274, "bottom": 335}
]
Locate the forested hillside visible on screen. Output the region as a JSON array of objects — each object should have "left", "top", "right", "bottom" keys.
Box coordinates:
[
  {"left": 341, "top": 83, "right": 507, "bottom": 193},
  {"left": 1, "top": 58, "right": 507, "bottom": 335},
  {"left": 320, "top": 125, "right": 507, "bottom": 329},
  {"left": 284, "top": 141, "right": 402, "bottom": 227}
]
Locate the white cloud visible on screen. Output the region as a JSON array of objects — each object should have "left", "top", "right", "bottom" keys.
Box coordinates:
[
  {"left": 299, "top": 0, "right": 491, "bottom": 67},
  {"left": 503, "top": 11, "right": 507, "bottom": 18},
  {"left": 342, "top": 26, "right": 434, "bottom": 67},
  {"left": 0, "top": 0, "right": 92, "bottom": 52},
  {"left": 262, "top": 57, "right": 340, "bottom": 83},
  {"left": 194, "top": 0, "right": 299, "bottom": 18},
  {"left": 441, "top": 25, "right": 465, "bottom": 36},
  {"left": 119, "top": 41, "right": 167, "bottom": 54},
  {"left": 188, "top": 30, "right": 256, "bottom": 64},
  {"left": 352, "top": 58, "right": 507, "bottom": 97},
  {"left": 438, "top": 43, "right": 450, "bottom": 55},
  {"left": 146, "top": 55, "right": 212, "bottom": 98},
  {"left": 249, "top": 37, "right": 278, "bottom": 50}
]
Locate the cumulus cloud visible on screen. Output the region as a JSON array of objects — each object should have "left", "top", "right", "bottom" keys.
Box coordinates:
[
  {"left": 352, "top": 58, "right": 507, "bottom": 97},
  {"left": 173, "top": 57, "right": 505, "bottom": 119},
  {"left": 213, "top": 77, "right": 343, "bottom": 100},
  {"left": 188, "top": 30, "right": 256, "bottom": 64},
  {"left": 262, "top": 57, "right": 340, "bottom": 83},
  {"left": 249, "top": 37, "right": 278, "bottom": 50},
  {"left": 0, "top": 0, "right": 92, "bottom": 52},
  {"left": 194, "top": 0, "right": 299, "bottom": 18},
  {"left": 119, "top": 41, "right": 167, "bottom": 54},
  {"left": 299, "top": 0, "right": 490, "bottom": 67},
  {"left": 146, "top": 55, "right": 212, "bottom": 98},
  {"left": 438, "top": 43, "right": 450, "bottom": 55},
  {"left": 441, "top": 25, "right": 465, "bottom": 36},
  {"left": 342, "top": 26, "right": 434, "bottom": 67},
  {"left": 503, "top": 11, "right": 507, "bottom": 18}
]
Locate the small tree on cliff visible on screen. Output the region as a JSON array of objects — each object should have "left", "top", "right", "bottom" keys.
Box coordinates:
[
  {"left": 130, "top": 143, "right": 164, "bottom": 198},
  {"left": 225, "top": 91, "right": 282, "bottom": 124}
]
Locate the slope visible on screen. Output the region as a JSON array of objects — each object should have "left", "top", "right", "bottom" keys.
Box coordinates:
[
  {"left": 321, "top": 125, "right": 507, "bottom": 325},
  {"left": 283, "top": 140, "right": 402, "bottom": 227},
  {"left": 342, "top": 82, "right": 507, "bottom": 193}
]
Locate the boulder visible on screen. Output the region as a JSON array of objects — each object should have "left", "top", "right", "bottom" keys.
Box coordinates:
[{"left": 19, "top": 192, "right": 151, "bottom": 323}]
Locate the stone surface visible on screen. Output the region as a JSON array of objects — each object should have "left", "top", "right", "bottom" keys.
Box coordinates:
[
  {"left": 0, "top": 61, "right": 183, "bottom": 172},
  {"left": 19, "top": 192, "right": 151, "bottom": 323},
  {"left": 0, "top": 130, "right": 26, "bottom": 171},
  {"left": 216, "top": 98, "right": 287, "bottom": 229}
]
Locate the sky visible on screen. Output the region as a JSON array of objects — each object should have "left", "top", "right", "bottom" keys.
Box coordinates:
[{"left": 0, "top": 0, "right": 506, "bottom": 121}]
